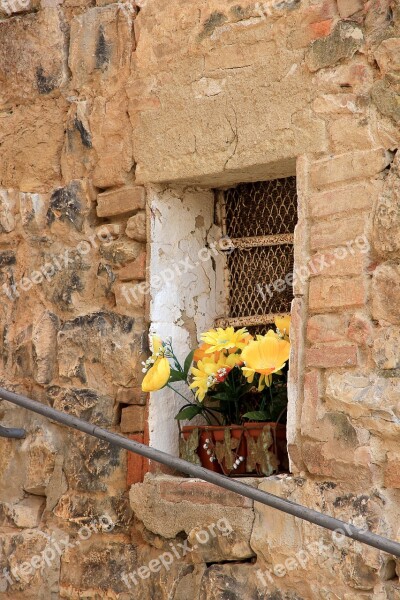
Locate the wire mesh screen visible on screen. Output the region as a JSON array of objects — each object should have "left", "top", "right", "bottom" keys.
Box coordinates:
[
  {"left": 225, "top": 177, "right": 297, "bottom": 238},
  {"left": 222, "top": 177, "right": 297, "bottom": 333},
  {"left": 227, "top": 245, "right": 294, "bottom": 318}
]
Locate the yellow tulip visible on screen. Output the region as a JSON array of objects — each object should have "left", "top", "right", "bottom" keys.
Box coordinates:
[
  {"left": 274, "top": 315, "right": 291, "bottom": 340},
  {"left": 142, "top": 357, "right": 171, "bottom": 392},
  {"left": 241, "top": 334, "right": 290, "bottom": 388}
]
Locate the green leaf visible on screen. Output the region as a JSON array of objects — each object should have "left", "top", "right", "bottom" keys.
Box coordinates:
[
  {"left": 175, "top": 405, "right": 202, "bottom": 421},
  {"left": 169, "top": 369, "right": 186, "bottom": 382},
  {"left": 242, "top": 411, "right": 269, "bottom": 421},
  {"left": 183, "top": 350, "right": 195, "bottom": 377}
]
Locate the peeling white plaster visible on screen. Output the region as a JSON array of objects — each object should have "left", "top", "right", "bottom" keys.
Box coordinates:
[{"left": 147, "top": 185, "right": 226, "bottom": 455}]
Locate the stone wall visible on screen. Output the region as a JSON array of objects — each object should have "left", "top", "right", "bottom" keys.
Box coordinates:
[{"left": 0, "top": 0, "right": 400, "bottom": 599}]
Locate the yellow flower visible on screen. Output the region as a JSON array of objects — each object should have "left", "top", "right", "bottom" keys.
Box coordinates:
[
  {"left": 151, "top": 335, "right": 163, "bottom": 355},
  {"left": 275, "top": 315, "right": 291, "bottom": 340},
  {"left": 189, "top": 353, "right": 241, "bottom": 401},
  {"left": 241, "top": 333, "right": 290, "bottom": 390},
  {"left": 193, "top": 343, "right": 220, "bottom": 363},
  {"left": 142, "top": 357, "right": 171, "bottom": 392},
  {"left": 201, "top": 327, "right": 251, "bottom": 354}
]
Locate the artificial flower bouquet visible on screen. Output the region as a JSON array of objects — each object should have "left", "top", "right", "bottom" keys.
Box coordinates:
[{"left": 141, "top": 316, "right": 291, "bottom": 427}]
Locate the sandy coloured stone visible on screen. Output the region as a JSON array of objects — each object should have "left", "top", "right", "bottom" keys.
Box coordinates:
[{"left": 96, "top": 186, "right": 146, "bottom": 217}]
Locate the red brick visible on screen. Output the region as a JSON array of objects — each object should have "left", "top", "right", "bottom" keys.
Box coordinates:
[
  {"left": 305, "top": 344, "right": 358, "bottom": 368},
  {"left": 310, "top": 215, "right": 367, "bottom": 250},
  {"left": 158, "top": 479, "right": 253, "bottom": 508},
  {"left": 127, "top": 434, "right": 144, "bottom": 486},
  {"left": 307, "top": 314, "right": 347, "bottom": 344},
  {"left": 309, "top": 182, "right": 380, "bottom": 219},
  {"left": 121, "top": 405, "right": 145, "bottom": 433},
  {"left": 310, "top": 149, "right": 392, "bottom": 190},
  {"left": 309, "top": 276, "right": 366, "bottom": 311},
  {"left": 309, "top": 249, "right": 365, "bottom": 277},
  {"left": 384, "top": 454, "right": 400, "bottom": 489}
]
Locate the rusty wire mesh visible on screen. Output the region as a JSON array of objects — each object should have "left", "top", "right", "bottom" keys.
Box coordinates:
[
  {"left": 223, "top": 177, "right": 297, "bottom": 332},
  {"left": 227, "top": 244, "right": 294, "bottom": 318},
  {"left": 225, "top": 177, "right": 297, "bottom": 238}
]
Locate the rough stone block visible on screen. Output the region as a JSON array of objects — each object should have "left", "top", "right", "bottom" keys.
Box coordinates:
[
  {"left": 126, "top": 211, "right": 147, "bottom": 242},
  {"left": 372, "top": 263, "right": 400, "bottom": 325},
  {"left": 69, "top": 5, "right": 134, "bottom": 95},
  {"left": 310, "top": 148, "right": 393, "bottom": 190},
  {"left": 24, "top": 433, "right": 56, "bottom": 495},
  {"left": 301, "top": 369, "right": 321, "bottom": 437},
  {"left": 114, "top": 282, "right": 146, "bottom": 315},
  {"left": 120, "top": 405, "right": 145, "bottom": 433},
  {"left": 372, "top": 152, "right": 400, "bottom": 259},
  {"left": 57, "top": 311, "right": 141, "bottom": 395},
  {"left": 159, "top": 479, "right": 253, "bottom": 508},
  {"left": 11, "top": 496, "right": 45, "bottom": 528},
  {"left": 371, "top": 78, "right": 400, "bottom": 124},
  {"left": 32, "top": 311, "right": 59, "bottom": 385},
  {"left": 329, "top": 116, "right": 375, "bottom": 152},
  {"left": 309, "top": 276, "right": 366, "bottom": 311},
  {"left": 0, "top": 99, "right": 67, "bottom": 192},
  {"left": 374, "top": 38, "right": 400, "bottom": 76},
  {"left": 309, "top": 181, "right": 380, "bottom": 219},
  {"left": 0, "top": 9, "right": 67, "bottom": 109},
  {"left": 116, "top": 387, "right": 147, "bottom": 405},
  {"left": 118, "top": 252, "right": 147, "bottom": 281},
  {"left": 130, "top": 475, "right": 255, "bottom": 546},
  {"left": 306, "top": 22, "right": 363, "bottom": 72},
  {"left": 337, "top": 0, "right": 363, "bottom": 18},
  {"left": 305, "top": 344, "right": 358, "bottom": 368},
  {"left": 310, "top": 215, "right": 367, "bottom": 250},
  {"left": 313, "top": 93, "right": 363, "bottom": 114},
  {"left": 96, "top": 186, "right": 146, "bottom": 217},
  {"left": 346, "top": 313, "right": 373, "bottom": 346},
  {"left": 373, "top": 327, "right": 400, "bottom": 369}
]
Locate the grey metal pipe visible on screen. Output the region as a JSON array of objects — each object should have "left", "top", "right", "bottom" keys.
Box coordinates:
[{"left": 1, "top": 386, "right": 400, "bottom": 558}]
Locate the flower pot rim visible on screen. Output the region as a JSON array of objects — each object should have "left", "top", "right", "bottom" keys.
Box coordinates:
[{"left": 181, "top": 422, "right": 286, "bottom": 432}]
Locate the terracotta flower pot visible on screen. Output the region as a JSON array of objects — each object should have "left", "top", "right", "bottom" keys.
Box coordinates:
[{"left": 181, "top": 423, "right": 287, "bottom": 477}]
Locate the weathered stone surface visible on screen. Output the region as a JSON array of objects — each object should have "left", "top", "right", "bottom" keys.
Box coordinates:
[
  {"left": 337, "top": 0, "right": 363, "bottom": 18},
  {"left": 372, "top": 77, "right": 400, "bottom": 123},
  {"left": 57, "top": 311, "right": 142, "bottom": 394},
  {"left": 0, "top": 9, "right": 67, "bottom": 109},
  {"left": 130, "top": 475, "right": 255, "bottom": 555},
  {"left": 373, "top": 153, "right": 400, "bottom": 259},
  {"left": 384, "top": 453, "right": 400, "bottom": 489},
  {"left": 374, "top": 38, "right": 400, "bottom": 76},
  {"left": 0, "top": 189, "right": 17, "bottom": 233},
  {"left": 10, "top": 496, "right": 45, "bottom": 528},
  {"left": 310, "top": 214, "right": 367, "bottom": 250},
  {"left": 326, "top": 371, "right": 400, "bottom": 424},
  {"left": 118, "top": 251, "right": 147, "bottom": 281},
  {"left": 69, "top": 5, "right": 134, "bottom": 95},
  {"left": 47, "top": 180, "right": 94, "bottom": 232},
  {"left": 96, "top": 186, "right": 146, "bottom": 217},
  {"left": 373, "top": 327, "right": 400, "bottom": 369},
  {"left": 0, "top": 99, "right": 67, "bottom": 192},
  {"left": 306, "top": 21, "right": 364, "bottom": 72},
  {"left": 372, "top": 263, "right": 400, "bottom": 325},
  {"left": 114, "top": 281, "right": 146, "bottom": 314},
  {"left": 24, "top": 432, "right": 56, "bottom": 495},
  {"left": 126, "top": 211, "right": 146, "bottom": 241},
  {"left": 32, "top": 311, "right": 59, "bottom": 385}
]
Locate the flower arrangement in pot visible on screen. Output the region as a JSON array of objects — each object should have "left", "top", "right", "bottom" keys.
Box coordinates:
[{"left": 141, "top": 316, "right": 291, "bottom": 477}]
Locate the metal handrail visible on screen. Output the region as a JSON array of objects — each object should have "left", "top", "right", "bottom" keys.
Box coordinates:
[{"left": 1, "top": 385, "right": 399, "bottom": 558}]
